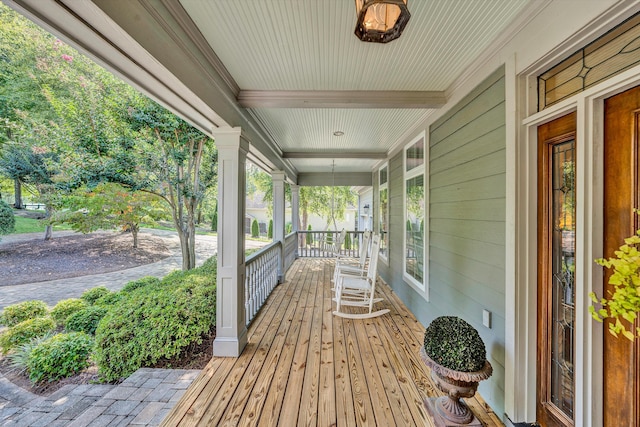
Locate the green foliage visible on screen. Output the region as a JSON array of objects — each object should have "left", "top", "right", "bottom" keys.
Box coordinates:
[
  {"left": 0, "top": 317, "right": 56, "bottom": 354},
  {"left": 94, "top": 257, "right": 216, "bottom": 381},
  {"left": 211, "top": 207, "right": 217, "bottom": 232},
  {"left": 268, "top": 219, "right": 273, "bottom": 239},
  {"left": 27, "top": 332, "right": 94, "bottom": 383},
  {"left": 251, "top": 219, "right": 259, "bottom": 238},
  {"left": 0, "top": 200, "right": 14, "bottom": 237},
  {"left": 306, "top": 224, "right": 313, "bottom": 246},
  {"left": 6, "top": 332, "right": 54, "bottom": 374},
  {"left": 54, "top": 183, "right": 162, "bottom": 248},
  {"left": 423, "top": 316, "right": 486, "bottom": 372},
  {"left": 94, "top": 292, "right": 123, "bottom": 308},
  {"left": 344, "top": 232, "right": 352, "bottom": 250},
  {"left": 285, "top": 222, "right": 292, "bottom": 234},
  {"left": 121, "top": 276, "right": 161, "bottom": 294},
  {"left": 80, "top": 286, "right": 111, "bottom": 305},
  {"left": 590, "top": 221, "right": 640, "bottom": 340},
  {"left": 65, "top": 306, "right": 108, "bottom": 335},
  {"left": 0, "top": 300, "right": 48, "bottom": 327},
  {"left": 50, "top": 298, "right": 88, "bottom": 327}
]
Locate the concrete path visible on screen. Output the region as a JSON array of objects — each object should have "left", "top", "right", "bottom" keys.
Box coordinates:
[{"left": 0, "top": 229, "right": 268, "bottom": 426}]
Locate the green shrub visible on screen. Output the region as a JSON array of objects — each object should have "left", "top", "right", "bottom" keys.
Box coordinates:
[
  {"left": 0, "top": 200, "right": 15, "bottom": 238},
  {"left": 27, "top": 332, "right": 94, "bottom": 383},
  {"left": 66, "top": 306, "right": 108, "bottom": 335},
  {"left": 0, "top": 300, "right": 49, "bottom": 327},
  {"left": 423, "top": 316, "right": 486, "bottom": 372},
  {"left": 0, "top": 317, "right": 56, "bottom": 354},
  {"left": 93, "top": 292, "right": 123, "bottom": 308},
  {"left": 121, "top": 276, "right": 161, "bottom": 294},
  {"left": 306, "top": 224, "right": 313, "bottom": 245},
  {"left": 80, "top": 286, "right": 111, "bottom": 305},
  {"left": 344, "top": 233, "right": 352, "bottom": 250},
  {"left": 51, "top": 299, "right": 88, "bottom": 327},
  {"left": 268, "top": 219, "right": 273, "bottom": 239},
  {"left": 7, "top": 332, "right": 55, "bottom": 374},
  {"left": 251, "top": 219, "right": 259, "bottom": 238},
  {"left": 94, "top": 257, "right": 217, "bottom": 381}
]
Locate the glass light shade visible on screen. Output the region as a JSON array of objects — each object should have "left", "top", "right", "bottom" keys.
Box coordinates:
[{"left": 354, "top": 0, "right": 410, "bottom": 43}]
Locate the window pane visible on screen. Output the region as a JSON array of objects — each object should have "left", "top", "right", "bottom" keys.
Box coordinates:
[
  {"left": 406, "top": 138, "right": 424, "bottom": 172},
  {"left": 380, "top": 166, "right": 388, "bottom": 185},
  {"left": 405, "top": 174, "right": 424, "bottom": 283},
  {"left": 550, "top": 140, "right": 575, "bottom": 418},
  {"left": 379, "top": 187, "right": 388, "bottom": 258}
]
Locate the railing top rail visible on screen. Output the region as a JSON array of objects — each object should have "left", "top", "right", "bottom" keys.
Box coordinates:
[{"left": 245, "top": 240, "right": 281, "bottom": 265}]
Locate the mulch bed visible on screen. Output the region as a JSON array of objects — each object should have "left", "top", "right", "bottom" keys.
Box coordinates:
[{"left": 0, "top": 232, "right": 170, "bottom": 286}]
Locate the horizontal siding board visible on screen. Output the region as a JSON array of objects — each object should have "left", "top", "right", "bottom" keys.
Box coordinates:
[
  {"left": 431, "top": 198, "right": 505, "bottom": 222},
  {"left": 430, "top": 174, "right": 506, "bottom": 204},
  {"left": 431, "top": 125, "right": 505, "bottom": 173},
  {"left": 430, "top": 218, "right": 505, "bottom": 246},
  {"left": 430, "top": 81, "right": 506, "bottom": 148},
  {"left": 431, "top": 149, "right": 506, "bottom": 189},
  {"left": 429, "top": 245, "right": 505, "bottom": 293},
  {"left": 431, "top": 66, "right": 505, "bottom": 132},
  {"left": 429, "top": 261, "right": 504, "bottom": 314},
  {"left": 430, "top": 232, "right": 504, "bottom": 269}
]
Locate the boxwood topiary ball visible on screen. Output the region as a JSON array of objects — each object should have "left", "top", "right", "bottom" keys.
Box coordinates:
[{"left": 423, "top": 316, "right": 486, "bottom": 372}]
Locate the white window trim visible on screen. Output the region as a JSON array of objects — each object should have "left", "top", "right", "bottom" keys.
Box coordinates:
[
  {"left": 378, "top": 163, "right": 389, "bottom": 265},
  {"left": 403, "top": 131, "right": 428, "bottom": 299}
]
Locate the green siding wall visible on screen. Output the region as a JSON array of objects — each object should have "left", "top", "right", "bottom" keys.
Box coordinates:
[{"left": 378, "top": 66, "right": 507, "bottom": 417}]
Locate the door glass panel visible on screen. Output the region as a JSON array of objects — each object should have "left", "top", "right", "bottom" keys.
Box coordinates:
[
  {"left": 405, "top": 174, "right": 424, "bottom": 283},
  {"left": 550, "top": 140, "right": 575, "bottom": 419}
]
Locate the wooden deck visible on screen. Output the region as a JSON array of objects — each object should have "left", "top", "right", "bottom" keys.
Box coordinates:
[{"left": 161, "top": 258, "right": 504, "bottom": 427}]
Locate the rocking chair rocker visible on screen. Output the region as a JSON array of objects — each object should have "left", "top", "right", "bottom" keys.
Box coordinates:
[{"left": 333, "top": 233, "right": 389, "bottom": 319}]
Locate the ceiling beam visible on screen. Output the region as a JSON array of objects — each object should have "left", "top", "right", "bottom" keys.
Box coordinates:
[
  {"left": 283, "top": 152, "right": 386, "bottom": 159},
  {"left": 237, "top": 90, "right": 447, "bottom": 109},
  {"left": 298, "top": 172, "right": 372, "bottom": 187}
]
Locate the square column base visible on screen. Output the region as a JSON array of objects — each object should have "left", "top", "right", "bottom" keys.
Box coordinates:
[
  {"left": 424, "top": 397, "right": 483, "bottom": 427},
  {"left": 213, "top": 328, "right": 248, "bottom": 357}
]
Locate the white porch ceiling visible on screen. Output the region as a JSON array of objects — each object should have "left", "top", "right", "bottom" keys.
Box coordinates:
[
  {"left": 5, "top": 0, "right": 532, "bottom": 180},
  {"left": 177, "top": 0, "right": 530, "bottom": 176}
]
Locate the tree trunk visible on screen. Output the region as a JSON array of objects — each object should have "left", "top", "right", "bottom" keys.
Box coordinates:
[
  {"left": 13, "top": 179, "right": 22, "bottom": 209},
  {"left": 43, "top": 204, "right": 53, "bottom": 240},
  {"left": 131, "top": 224, "right": 139, "bottom": 249}
]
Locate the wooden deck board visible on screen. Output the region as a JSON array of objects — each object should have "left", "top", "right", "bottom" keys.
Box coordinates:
[{"left": 163, "top": 258, "right": 505, "bottom": 427}]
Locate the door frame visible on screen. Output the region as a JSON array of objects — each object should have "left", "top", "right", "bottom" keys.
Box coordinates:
[{"left": 512, "top": 36, "right": 640, "bottom": 427}]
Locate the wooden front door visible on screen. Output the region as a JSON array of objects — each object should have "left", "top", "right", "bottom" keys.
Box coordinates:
[
  {"left": 603, "top": 85, "right": 640, "bottom": 427},
  {"left": 537, "top": 112, "right": 577, "bottom": 427}
]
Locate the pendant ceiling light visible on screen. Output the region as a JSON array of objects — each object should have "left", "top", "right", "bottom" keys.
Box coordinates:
[{"left": 354, "top": 0, "right": 410, "bottom": 44}]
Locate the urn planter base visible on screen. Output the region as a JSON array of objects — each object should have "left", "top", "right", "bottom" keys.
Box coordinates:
[{"left": 423, "top": 396, "right": 483, "bottom": 427}]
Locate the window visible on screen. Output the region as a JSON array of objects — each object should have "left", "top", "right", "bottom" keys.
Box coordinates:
[
  {"left": 378, "top": 164, "right": 389, "bottom": 261},
  {"left": 404, "top": 133, "right": 426, "bottom": 293}
]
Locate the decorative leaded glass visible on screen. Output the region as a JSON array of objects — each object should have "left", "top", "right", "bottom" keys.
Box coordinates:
[{"left": 538, "top": 12, "right": 640, "bottom": 110}]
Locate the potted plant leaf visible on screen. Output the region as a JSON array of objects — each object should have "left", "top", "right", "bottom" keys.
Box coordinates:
[
  {"left": 420, "top": 316, "right": 492, "bottom": 426},
  {"left": 590, "top": 217, "right": 640, "bottom": 340}
]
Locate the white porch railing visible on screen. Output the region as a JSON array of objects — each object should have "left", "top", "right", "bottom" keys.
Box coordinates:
[
  {"left": 244, "top": 241, "right": 281, "bottom": 326},
  {"left": 296, "top": 230, "right": 366, "bottom": 258},
  {"left": 284, "top": 232, "right": 297, "bottom": 272}
]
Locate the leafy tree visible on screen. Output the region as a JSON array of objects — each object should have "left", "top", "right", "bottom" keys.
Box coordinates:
[
  {"left": 53, "top": 182, "right": 162, "bottom": 248},
  {"left": 128, "top": 101, "right": 216, "bottom": 270},
  {"left": 211, "top": 201, "right": 218, "bottom": 232}
]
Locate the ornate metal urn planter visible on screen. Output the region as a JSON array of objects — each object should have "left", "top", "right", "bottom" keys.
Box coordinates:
[{"left": 420, "top": 316, "right": 493, "bottom": 426}]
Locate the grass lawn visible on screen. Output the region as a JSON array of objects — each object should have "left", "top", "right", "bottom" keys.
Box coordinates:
[{"left": 12, "top": 216, "right": 72, "bottom": 234}]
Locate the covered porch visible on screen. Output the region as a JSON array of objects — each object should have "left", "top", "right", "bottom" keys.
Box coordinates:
[{"left": 162, "top": 258, "right": 502, "bottom": 427}]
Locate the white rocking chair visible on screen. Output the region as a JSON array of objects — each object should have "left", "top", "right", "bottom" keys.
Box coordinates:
[
  {"left": 333, "top": 230, "right": 371, "bottom": 284},
  {"left": 333, "top": 233, "right": 390, "bottom": 319}
]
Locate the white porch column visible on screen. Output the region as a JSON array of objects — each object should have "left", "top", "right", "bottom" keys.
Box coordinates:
[
  {"left": 291, "top": 184, "right": 300, "bottom": 257},
  {"left": 213, "top": 127, "right": 248, "bottom": 357},
  {"left": 272, "top": 171, "right": 285, "bottom": 282}
]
